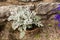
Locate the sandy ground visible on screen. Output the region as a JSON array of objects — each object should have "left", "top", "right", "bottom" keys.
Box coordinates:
[{"left": 0, "top": 0, "right": 60, "bottom": 40}]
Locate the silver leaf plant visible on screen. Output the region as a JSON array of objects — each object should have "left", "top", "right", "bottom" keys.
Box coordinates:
[{"left": 8, "top": 5, "right": 43, "bottom": 39}]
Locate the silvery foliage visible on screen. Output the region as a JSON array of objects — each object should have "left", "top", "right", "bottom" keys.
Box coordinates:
[{"left": 8, "top": 5, "right": 43, "bottom": 39}]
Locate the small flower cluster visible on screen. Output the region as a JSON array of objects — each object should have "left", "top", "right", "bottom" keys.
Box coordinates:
[{"left": 8, "top": 5, "right": 43, "bottom": 39}]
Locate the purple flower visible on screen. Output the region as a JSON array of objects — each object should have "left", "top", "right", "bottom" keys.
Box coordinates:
[
  {"left": 52, "top": 7, "right": 60, "bottom": 11},
  {"left": 56, "top": 7, "right": 60, "bottom": 11},
  {"left": 58, "top": 4, "right": 60, "bottom": 7},
  {"left": 55, "top": 14, "right": 60, "bottom": 22},
  {"left": 52, "top": 4, "right": 60, "bottom": 11},
  {"left": 54, "top": 4, "right": 60, "bottom": 28},
  {"left": 56, "top": 4, "right": 60, "bottom": 11},
  {"left": 58, "top": 23, "right": 60, "bottom": 28}
]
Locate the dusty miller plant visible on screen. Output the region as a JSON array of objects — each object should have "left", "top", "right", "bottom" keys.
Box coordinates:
[{"left": 8, "top": 6, "right": 43, "bottom": 39}]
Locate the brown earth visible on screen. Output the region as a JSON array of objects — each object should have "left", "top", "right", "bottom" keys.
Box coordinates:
[{"left": 0, "top": 0, "right": 60, "bottom": 40}]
